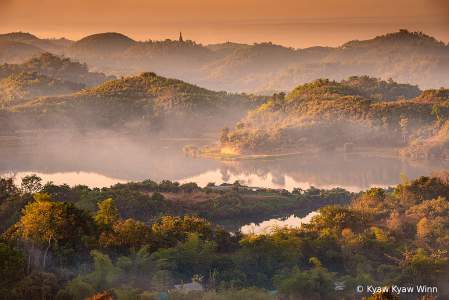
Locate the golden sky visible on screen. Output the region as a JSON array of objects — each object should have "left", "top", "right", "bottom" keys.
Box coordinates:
[{"left": 1, "top": 0, "right": 448, "bottom": 47}]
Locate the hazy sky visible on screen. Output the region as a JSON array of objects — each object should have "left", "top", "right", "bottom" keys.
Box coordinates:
[{"left": 1, "top": 0, "right": 448, "bottom": 48}]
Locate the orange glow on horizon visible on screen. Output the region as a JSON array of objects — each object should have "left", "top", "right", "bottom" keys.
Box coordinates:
[{"left": 0, "top": 0, "right": 448, "bottom": 48}]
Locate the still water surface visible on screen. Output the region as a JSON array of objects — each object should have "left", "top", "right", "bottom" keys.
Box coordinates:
[{"left": 2, "top": 138, "right": 449, "bottom": 232}]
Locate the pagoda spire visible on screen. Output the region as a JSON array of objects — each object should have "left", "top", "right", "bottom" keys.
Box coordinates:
[{"left": 179, "top": 31, "right": 183, "bottom": 43}]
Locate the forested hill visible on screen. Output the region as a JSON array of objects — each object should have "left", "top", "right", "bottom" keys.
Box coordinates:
[
  {"left": 219, "top": 77, "right": 449, "bottom": 156},
  {"left": 1, "top": 29, "right": 448, "bottom": 93},
  {"left": 42, "top": 37, "right": 75, "bottom": 48},
  {"left": 341, "top": 75, "right": 422, "bottom": 102},
  {"left": 65, "top": 33, "right": 218, "bottom": 80},
  {"left": 0, "top": 71, "right": 85, "bottom": 99},
  {"left": 0, "top": 40, "right": 44, "bottom": 55},
  {"left": 65, "top": 32, "right": 135, "bottom": 57},
  {"left": 205, "top": 42, "right": 250, "bottom": 57},
  {"left": 0, "top": 72, "right": 266, "bottom": 135},
  {"left": 323, "top": 29, "right": 449, "bottom": 62},
  {"left": 0, "top": 32, "right": 64, "bottom": 52},
  {"left": 260, "top": 30, "right": 449, "bottom": 92},
  {"left": 0, "top": 53, "right": 116, "bottom": 89},
  {"left": 199, "top": 42, "right": 331, "bottom": 91}
]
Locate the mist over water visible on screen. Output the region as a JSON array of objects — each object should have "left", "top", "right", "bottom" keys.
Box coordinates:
[
  {"left": 3, "top": 135, "right": 449, "bottom": 232},
  {"left": 2, "top": 138, "right": 449, "bottom": 192}
]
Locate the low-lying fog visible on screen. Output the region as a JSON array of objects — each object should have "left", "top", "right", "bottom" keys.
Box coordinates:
[{"left": 2, "top": 137, "right": 449, "bottom": 193}]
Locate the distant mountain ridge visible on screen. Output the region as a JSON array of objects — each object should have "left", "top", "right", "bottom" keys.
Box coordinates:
[
  {"left": 259, "top": 30, "right": 449, "bottom": 92},
  {"left": 1, "top": 29, "right": 448, "bottom": 93},
  {"left": 65, "top": 32, "right": 135, "bottom": 57},
  {"left": 199, "top": 42, "right": 332, "bottom": 91},
  {"left": 0, "top": 32, "right": 64, "bottom": 52},
  {"left": 0, "top": 40, "right": 44, "bottom": 55}
]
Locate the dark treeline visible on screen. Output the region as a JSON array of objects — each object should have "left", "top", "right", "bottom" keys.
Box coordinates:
[
  {"left": 0, "top": 175, "right": 355, "bottom": 235},
  {"left": 1, "top": 172, "right": 449, "bottom": 299}
]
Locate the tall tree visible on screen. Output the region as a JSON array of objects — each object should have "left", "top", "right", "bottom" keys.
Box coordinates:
[
  {"left": 17, "top": 193, "right": 97, "bottom": 268},
  {"left": 95, "top": 198, "right": 119, "bottom": 231}
]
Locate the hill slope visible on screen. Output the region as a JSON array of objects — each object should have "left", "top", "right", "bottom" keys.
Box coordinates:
[
  {"left": 0, "top": 70, "right": 85, "bottom": 99},
  {"left": 65, "top": 32, "right": 135, "bottom": 57},
  {"left": 0, "top": 32, "right": 64, "bottom": 52},
  {"left": 0, "top": 40, "right": 44, "bottom": 55},
  {"left": 53, "top": 29, "right": 449, "bottom": 93},
  {"left": 199, "top": 43, "right": 332, "bottom": 91},
  {"left": 0, "top": 72, "right": 266, "bottom": 134},
  {"left": 260, "top": 30, "right": 449, "bottom": 92},
  {"left": 218, "top": 77, "right": 449, "bottom": 155},
  {"left": 206, "top": 42, "right": 250, "bottom": 58},
  {"left": 0, "top": 53, "right": 116, "bottom": 88}
]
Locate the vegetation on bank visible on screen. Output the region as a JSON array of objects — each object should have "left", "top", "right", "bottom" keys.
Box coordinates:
[
  {"left": 0, "top": 176, "right": 355, "bottom": 232},
  {"left": 1, "top": 172, "right": 448, "bottom": 299}
]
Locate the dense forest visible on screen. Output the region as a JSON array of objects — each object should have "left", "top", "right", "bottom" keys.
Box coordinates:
[
  {"left": 213, "top": 77, "right": 449, "bottom": 158},
  {"left": 1, "top": 172, "right": 448, "bottom": 299},
  {"left": 0, "top": 53, "right": 116, "bottom": 89},
  {"left": 0, "top": 71, "right": 266, "bottom": 135},
  {"left": 0, "top": 70, "right": 86, "bottom": 99}
]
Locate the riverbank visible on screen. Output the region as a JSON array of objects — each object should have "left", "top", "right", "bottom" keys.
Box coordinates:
[
  {"left": 197, "top": 151, "right": 308, "bottom": 161},
  {"left": 193, "top": 144, "right": 403, "bottom": 162}
]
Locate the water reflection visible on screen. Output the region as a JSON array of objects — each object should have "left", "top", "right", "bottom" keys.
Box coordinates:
[
  {"left": 2, "top": 171, "right": 128, "bottom": 189},
  {"left": 0, "top": 138, "right": 219, "bottom": 185},
  {"left": 181, "top": 154, "right": 449, "bottom": 192},
  {"left": 240, "top": 211, "right": 319, "bottom": 235},
  {"left": 3, "top": 139, "right": 449, "bottom": 234},
  {"left": 2, "top": 139, "right": 449, "bottom": 193}
]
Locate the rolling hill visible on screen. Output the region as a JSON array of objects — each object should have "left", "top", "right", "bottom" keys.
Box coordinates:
[
  {"left": 42, "top": 29, "right": 449, "bottom": 93},
  {"left": 218, "top": 77, "right": 449, "bottom": 156},
  {"left": 0, "top": 53, "right": 116, "bottom": 88},
  {"left": 0, "top": 70, "right": 85, "bottom": 99},
  {"left": 200, "top": 43, "right": 332, "bottom": 91},
  {"left": 206, "top": 42, "right": 250, "bottom": 58},
  {"left": 259, "top": 30, "right": 449, "bottom": 92},
  {"left": 65, "top": 32, "right": 135, "bottom": 57},
  {"left": 0, "top": 32, "right": 64, "bottom": 52},
  {"left": 0, "top": 72, "right": 267, "bottom": 135},
  {"left": 0, "top": 40, "right": 44, "bottom": 55}
]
